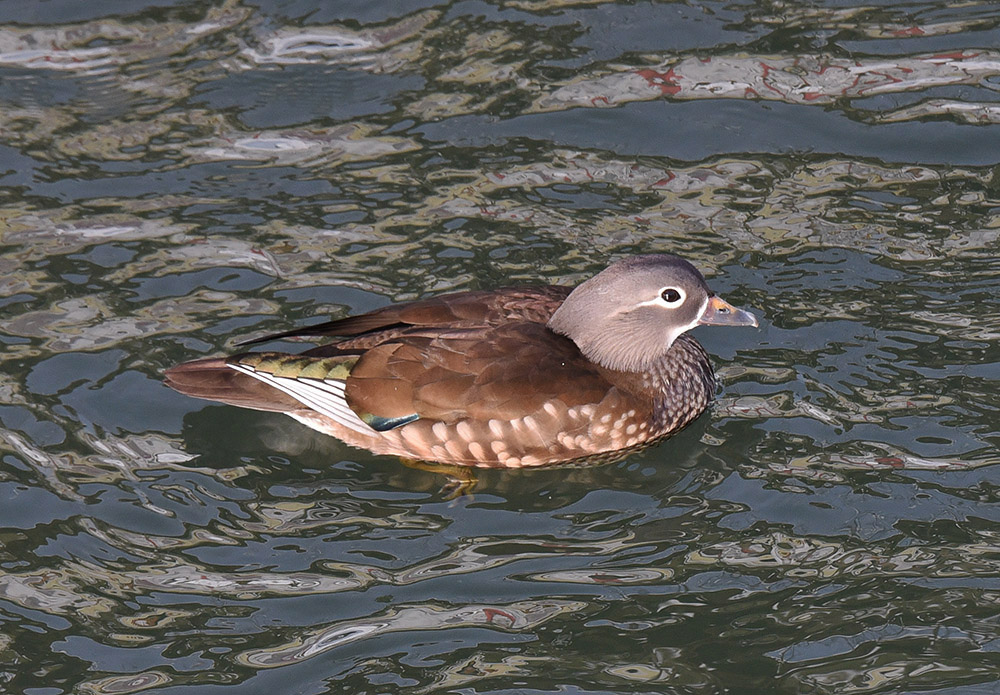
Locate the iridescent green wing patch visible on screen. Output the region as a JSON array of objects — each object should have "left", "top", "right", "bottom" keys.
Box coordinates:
[{"left": 359, "top": 412, "right": 420, "bottom": 431}]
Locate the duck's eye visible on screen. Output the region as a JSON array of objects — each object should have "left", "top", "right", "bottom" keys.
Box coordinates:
[{"left": 660, "top": 287, "right": 683, "bottom": 305}]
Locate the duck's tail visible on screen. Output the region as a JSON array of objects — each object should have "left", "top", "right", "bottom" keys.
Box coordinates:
[{"left": 164, "top": 357, "right": 301, "bottom": 413}]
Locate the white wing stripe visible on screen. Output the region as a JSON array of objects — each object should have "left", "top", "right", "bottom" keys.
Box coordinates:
[
  {"left": 244, "top": 370, "right": 369, "bottom": 435},
  {"left": 229, "top": 364, "right": 373, "bottom": 435},
  {"left": 309, "top": 380, "right": 347, "bottom": 397}
]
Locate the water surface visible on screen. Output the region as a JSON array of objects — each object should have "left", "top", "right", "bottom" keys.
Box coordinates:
[{"left": 2, "top": 1, "right": 1000, "bottom": 693}]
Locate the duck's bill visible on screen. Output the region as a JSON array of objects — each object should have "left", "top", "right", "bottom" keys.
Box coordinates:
[{"left": 698, "top": 295, "right": 758, "bottom": 327}]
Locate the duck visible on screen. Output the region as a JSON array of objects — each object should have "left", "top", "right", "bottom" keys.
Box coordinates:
[{"left": 164, "top": 254, "right": 757, "bottom": 468}]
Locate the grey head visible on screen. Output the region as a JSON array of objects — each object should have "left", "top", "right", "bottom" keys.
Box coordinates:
[{"left": 547, "top": 254, "right": 757, "bottom": 373}]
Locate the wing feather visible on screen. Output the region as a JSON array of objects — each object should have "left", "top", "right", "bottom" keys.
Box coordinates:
[
  {"left": 239, "top": 286, "right": 572, "bottom": 345},
  {"left": 345, "top": 322, "right": 618, "bottom": 425},
  {"left": 228, "top": 363, "right": 374, "bottom": 436}
]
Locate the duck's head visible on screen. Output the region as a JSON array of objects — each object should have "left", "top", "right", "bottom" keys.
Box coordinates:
[{"left": 547, "top": 254, "right": 757, "bottom": 372}]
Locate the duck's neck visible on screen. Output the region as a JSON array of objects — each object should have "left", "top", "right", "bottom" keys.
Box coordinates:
[{"left": 601, "top": 334, "right": 716, "bottom": 429}]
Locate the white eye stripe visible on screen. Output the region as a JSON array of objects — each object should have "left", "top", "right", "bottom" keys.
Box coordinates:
[{"left": 636, "top": 286, "right": 687, "bottom": 308}]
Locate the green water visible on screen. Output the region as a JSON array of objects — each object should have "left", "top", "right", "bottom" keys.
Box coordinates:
[{"left": 2, "top": 1, "right": 1000, "bottom": 693}]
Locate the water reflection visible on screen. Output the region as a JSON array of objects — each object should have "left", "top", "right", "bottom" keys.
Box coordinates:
[{"left": 237, "top": 599, "right": 585, "bottom": 667}]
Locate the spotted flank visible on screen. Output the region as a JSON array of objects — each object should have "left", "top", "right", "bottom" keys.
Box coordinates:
[{"left": 227, "top": 352, "right": 374, "bottom": 435}]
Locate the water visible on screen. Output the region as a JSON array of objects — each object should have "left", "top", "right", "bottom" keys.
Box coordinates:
[{"left": 2, "top": 1, "right": 1000, "bottom": 693}]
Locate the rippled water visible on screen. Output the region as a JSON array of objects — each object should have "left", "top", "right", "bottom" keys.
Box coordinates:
[{"left": 2, "top": 1, "right": 1000, "bottom": 693}]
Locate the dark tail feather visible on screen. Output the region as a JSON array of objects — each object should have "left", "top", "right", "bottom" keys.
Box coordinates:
[
  {"left": 164, "top": 358, "right": 301, "bottom": 413},
  {"left": 237, "top": 319, "right": 409, "bottom": 346}
]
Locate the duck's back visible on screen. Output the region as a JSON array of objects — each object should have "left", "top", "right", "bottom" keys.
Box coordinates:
[{"left": 247, "top": 285, "right": 573, "bottom": 351}]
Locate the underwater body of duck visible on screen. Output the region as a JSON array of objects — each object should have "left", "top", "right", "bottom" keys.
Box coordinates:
[{"left": 165, "top": 255, "right": 757, "bottom": 467}]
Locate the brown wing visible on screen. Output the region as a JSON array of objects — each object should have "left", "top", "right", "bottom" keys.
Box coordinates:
[
  {"left": 239, "top": 286, "right": 571, "bottom": 346},
  {"left": 344, "top": 322, "right": 616, "bottom": 424}
]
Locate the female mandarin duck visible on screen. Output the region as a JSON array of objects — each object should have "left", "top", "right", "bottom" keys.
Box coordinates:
[{"left": 165, "top": 255, "right": 757, "bottom": 467}]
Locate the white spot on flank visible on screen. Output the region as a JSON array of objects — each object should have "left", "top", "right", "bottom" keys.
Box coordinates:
[
  {"left": 468, "top": 442, "right": 485, "bottom": 460},
  {"left": 456, "top": 421, "right": 474, "bottom": 441},
  {"left": 490, "top": 440, "right": 507, "bottom": 454},
  {"left": 626, "top": 424, "right": 638, "bottom": 435},
  {"left": 488, "top": 419, "right": 504, "bottom": 437},
  {"left": 432, "top": 422, "right": 449, "bottom": 441},
  {"left": 543, "top": 402, "right": 559, "bottom": 417},
  {"left": 600, "top": 414, "right": 612, "bottom": 424}
]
